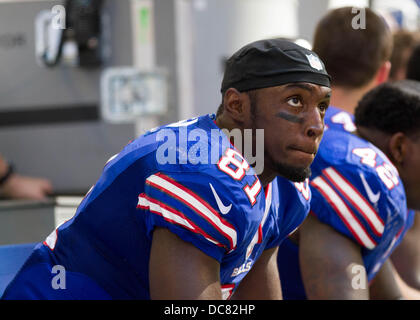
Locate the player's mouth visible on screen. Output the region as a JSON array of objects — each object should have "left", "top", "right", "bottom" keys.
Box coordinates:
[
  {"left": 288, "top": 146, "right": 317, "bottom": 164},
  {"left": 289, "top": 145, "right": 317, "bottom": 154}
]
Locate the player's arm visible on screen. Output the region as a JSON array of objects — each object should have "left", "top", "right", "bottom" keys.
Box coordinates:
[
  {"left": 390, "top": 261, "right": 420, "bottom": 300},
  {"left": 231, "top": 247, "right": 282, "bottom": 300},
  {"left": 391, "top": 213, "right": 420, "bottom": 290},
  {"left": 143, "top": 171, "right": 241, "bottom": 299},
  {"left": 0, "top": 155, "right": 53, "bottom": 200},
  {"left": 369, "top": 259, "right": 402, "bottom": 300},
  {"left": 299, "top": 214, "right": 369, "bottom": 299},
  {"left": 149, "top": 227, "right": 222, "bottom": 299}
]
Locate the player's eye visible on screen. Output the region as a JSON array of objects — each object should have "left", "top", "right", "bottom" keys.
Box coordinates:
[
  {"left": 318, "top": 102, "right": 329, "bottom": 113},
  {"left": 287, "top": 96, "right": 303, "bottom": 108}
]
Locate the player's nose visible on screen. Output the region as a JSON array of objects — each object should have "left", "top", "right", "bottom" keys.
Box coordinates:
[{"left": 304, "top": 107, "right": 324, "bottom": 139}]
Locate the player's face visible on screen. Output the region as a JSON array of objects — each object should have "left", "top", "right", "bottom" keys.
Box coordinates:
[
  {"left": 250, "top": 82, "right": 331, "bottom": 182},
  {"left": 402, "top": 133, "right": 420, "bottom": 210}
]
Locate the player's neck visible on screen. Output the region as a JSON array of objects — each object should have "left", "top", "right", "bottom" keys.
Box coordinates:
[
  {"left": 256, "top": 169, "right": 277, "bottom": 189},
  {"left": 356, "top": 126, "right": 392, "bottom": 160},
  {"left": 330, "top": 85, "right": 373, "bottom": 115}
]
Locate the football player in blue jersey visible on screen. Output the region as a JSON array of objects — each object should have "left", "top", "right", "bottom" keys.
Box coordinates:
[
  {"left": 383, "top": 31, "right": 420, "bottom": 297},
  {"left": 278, "top": 6, "right": 420, "bottom": 300},
  {"left": 2, "top": 38, "right": 331, "bottom": 300},
  {"left": 277, "top": 7, "right": 392, "bottom": 299},
  {"left": 278, "top": 80, "right": 420, "bottom": 299}
]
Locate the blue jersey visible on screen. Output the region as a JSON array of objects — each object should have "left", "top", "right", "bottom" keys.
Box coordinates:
[
  {"left": 273, "top": 177, "right": 311, "bottom": 243},
  {"left": 324, "top": 105, "right": 356, "bottom": 133},
  {"left": 278, "top": 128, "right": 414, "bottom": 299},
  {"left": 2, "top": 114, "right": 309, "bottom": 300}
]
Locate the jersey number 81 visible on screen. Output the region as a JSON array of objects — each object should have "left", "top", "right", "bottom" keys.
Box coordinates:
[{"left": 217, "top": 148, "right": 262, "bottom": 206}]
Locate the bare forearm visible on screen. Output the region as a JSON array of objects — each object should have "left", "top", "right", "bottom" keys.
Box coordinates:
[
  {"left": 232, "top": 247, "right": 282, "bottom": 300},
  {"left": 391, "top": 214, "right": 420, "bottom": 290},
  {"left": 149, "top": 228, "right": 222, "bottom": 300},
  {"left": 299, "top": 215, "right": 369, "bottom": 299},
  {"left": 369, "top": 259, "right": 403, "bottom": 300},
  {"left": 0, "top": 155, "right": 8, "bottom": 176},
  {"left": 301, "top": 258, "right": 369, "bottom": 299},
  {"left": 393, "top": 268, "right": 420, "bottom": 300}
]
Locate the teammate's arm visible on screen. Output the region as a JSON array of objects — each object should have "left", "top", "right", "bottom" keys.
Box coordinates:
[
  {"left": 149, "top": 227, "right": 222, "bottom": 299},
  {"left": 299, "top": 214, "right": 369, "bottom": 299},
  {"left": 390, "top": 261, "right": 420, "bottom": 300},
  {"left": 231, "top": 247, "right": 282, "bottom": 300},
  {"left": 391, "top": 213, "right": 420, "bottom": 290},
  {"left": 369, "top": 259, "right": 402, "bottom": 300}
]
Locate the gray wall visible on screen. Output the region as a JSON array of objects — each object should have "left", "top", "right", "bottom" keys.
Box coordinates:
[
  {"left": 0, "top": 0, "right": 181, "bottom": 193},
  {"left": 0, "top": 0, "right": 180, "bottom": 193},
  {"left": 0, "top": 1, "right": 137, "bottom": 192},
  {"left": 297, "top": 0, "right": 330, "bottom": 44},
  {"left": 0, "top": 0, "right": 332, "bottom": 193},
  {"left": 0, "top": 1, "right": 100, "bottom": 110},
  {"left": 154, "top": 0, "right": 179, "bottom": 125}
]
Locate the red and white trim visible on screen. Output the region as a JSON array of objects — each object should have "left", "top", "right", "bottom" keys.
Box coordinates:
[
  {"left": 137, "top": 193, "right": 225, "bottom": 249},
  {"left": 145, "top": 173, "right": 237, "bottom": 251},
  {"left": 322, "top": 167, "right": 384, "bottom": 237},
  {"left": 311, "top": 176, "right": 377, "bottom": 249},
  {"left": 245, "top": 182, "right": 272, "bottom": 259},
  {"left": 261, "top": 182, "right": 273, "bottom": 229},
  {"left": 243, "top": 176, "right": 262, "bottom": 206},
  {"left": 221, "top": 284, "right": 235, "bottom": 300},
  {"left": 43, "top": 229, "right": 58, "bottom": 251}
]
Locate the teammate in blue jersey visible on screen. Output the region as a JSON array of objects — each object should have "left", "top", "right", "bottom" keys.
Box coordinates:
[
  {"left": 2, "top": 38, "right": 331, "bottom": 300},
  {"left": 278, "top": 80, "right": 420, "bottom": 299},
  {"left": 388, "top": 34, "right": 420, "bottom": 297},
  {"left": 277, "top": 6, "right": 393, "bottom": 299},
  {"left": 323, "top": 105, "right": 355, "bottom": 133},
  {"left": 299, "top": 6, "right": 420, "bottom": 298}
]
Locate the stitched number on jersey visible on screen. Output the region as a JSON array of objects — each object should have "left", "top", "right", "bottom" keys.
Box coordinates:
[
  {"left": 243, "top": 179, "right": 262, "bottom": 206},
  {"left": 331, "top": 112, "right": 356, "bottom": 132},
  {"left": 352, "top": 148, "right": 399, "bottom": 190},
  {"left": 218, "top": 148, "right": 262, "bottom": 205},
  {"left": 376, "top": 163, "right": 399, "bottom": 190},
  {"left": 294, "top": 179, "right": 310, "bottom": 200},
  {"left": 352, "top": 148, "right": 377, "bottom": 168},
  {"left": 218, "top": 149, "right": 249, "bottom": 180}
]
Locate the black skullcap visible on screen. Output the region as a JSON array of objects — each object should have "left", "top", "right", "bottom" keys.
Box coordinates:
[{"left": 221, "top": 38, "right": 331, "bottom": 93}]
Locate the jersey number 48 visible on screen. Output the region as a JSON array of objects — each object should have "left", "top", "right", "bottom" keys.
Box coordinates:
[{"left": 352, "top": 148, "right": 399, "bottom": 190}]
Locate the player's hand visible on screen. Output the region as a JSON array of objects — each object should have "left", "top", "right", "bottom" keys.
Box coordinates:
[{"left": 0, "top": 173, "right": 53, "bottom": 200}]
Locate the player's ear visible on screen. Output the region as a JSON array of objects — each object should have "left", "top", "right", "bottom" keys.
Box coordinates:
[
  {"left": 388, "top": 132, "right": 407, "bottom": 165},
  {"left": 375, "top": 61, "right": 391, "bottom": 85},
  {"left": 223, "top": 88, "right": 249, "bottom": 123}
]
